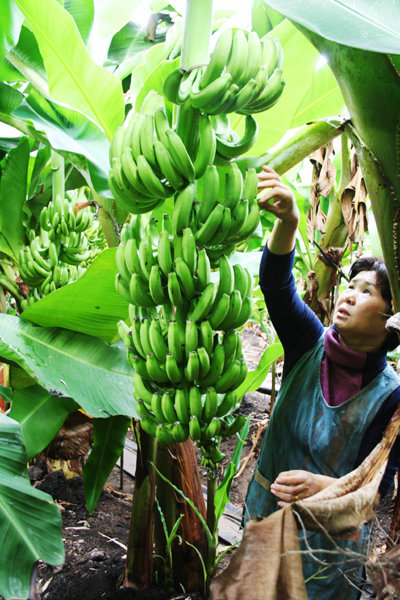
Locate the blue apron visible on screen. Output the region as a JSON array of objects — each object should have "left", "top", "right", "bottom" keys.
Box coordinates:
[{"left": 245, "top": 334, "right": 399, "bottom": 599}]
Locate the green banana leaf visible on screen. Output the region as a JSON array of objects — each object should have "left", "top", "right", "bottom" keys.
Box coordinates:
[
  {"left": 83, "top": 415, "right": 131, "bottom": 513},
  {"left": 246, "top": 20, "right": 344, "bottom": 154},
  {"left": 89, "top": 0, "right": 144, "bottom": 64},
  {"left": 0, "top": 314, "right": 135, "bottom": 418},
  {"left": 0, "top": 81, "right": 24, "bottom": 113},
  {"left": 21, "top": 249, "right": 129, "bottom": 342},
  {"left": 6, "top": 25, "right": 47, "bottom": 84},
  {"left": 65, "top": 0, "right": 94, "bottom": 45},
  {"left": 8, "top": 384, "right": 78, "bottom": 459},
  {"left": 214, "top": 414, "right": 251, "bottom": 524},
  {"left": 0, "top": 413, "right": 64, "bottom": 600},
  {"left": 11, "top": 0, "right": 124, "bottom": 140},
  {"left": 13, "top": 90, "right": 111, "bottom": 195},
  {"left": 0, "top": 1, "right": 23, "bottom": 59},
  {"left": 262, "top": 0, "right": 400, "bottom": 54},
  {"left": 0, "top": 137, "right": 29, "bottom": 259},
  {"left": 236, "top": 341, "right": 284, "bottom": 399}
]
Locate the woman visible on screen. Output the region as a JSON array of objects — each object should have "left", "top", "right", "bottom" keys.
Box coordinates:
[{"left": 244, "top": 166, "right": 400, "bottom": 599}]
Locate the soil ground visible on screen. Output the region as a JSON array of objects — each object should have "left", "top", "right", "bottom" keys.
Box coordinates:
[{"left": 16, "top": 328, "right": 398, "bottom": 599}]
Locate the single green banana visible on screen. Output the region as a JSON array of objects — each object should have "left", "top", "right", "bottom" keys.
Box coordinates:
[
  {"left": 242, "top": 68, "right": 285, "bottom": 114},
  {"left": 163, "top": 67, "right": 186, "bottom": 104},
  {"left": 149, "top": 318, "right": 168, "bottom": 362},
  {"left": 167, "top": 271, "right": 184, "bottom": 306},
  {"left": 181, "top": 227, "right": 197, "bottom": 276},
  {"left": 109, "top": 125, "right": 125, "bottom": 162},
  {"left": 199, "top": 343, "right": 225, "bottom": 387},
  {"left": 216, "top": 254, "right": 234, "bottom": 301},
  {"left": 188, "top": 282, "right": 217, "bottom": 322},
  {"left": 226, "top": 29, "right": 248, "bottom": 85},
  {"left": 133, "top": 372, "right": 153, "bottom": 405},
  {"left": 172, "top": 183, "right": 196, "bottom": 234},
  {"left": 190, "top": 71, "right": 232, "bottom": 112},
  {"left": 185, "top": 350, "right": 200, "bottom": 382},
  {"left": 216, "top": 390, "right": 238, "bottom": 417},
  {"left": 138, "top": 235, "right": 155, "bottom": 281},
  {"left": 189, "top": 386, "right": 203, "bottom": 419},
  {"left": 184, "top": 319, "right": 199, "bottom": 357},
  {"left": 222, "top": 162, "right": 243, "bottom": 209},
  {"left": 217, "top": 116, "right": 258, "bottom": 161},
  {"left": 203, "top": 387, "right": 218, "bottom": 422},
  {"left": 218, "top": 290, "right": 243, "bottom": 331},
  {"left": 166, "top": 352, "right": 183, "bottom": 384},
  {"left": 131, "top": 317, "right": 146, "bottom": 358},
  {"left": 151, "top": 392, "right": 166, "bottom": 423},
  {"left": 232, "top": 263, "right": 249, "bottom": 298},
  {"left": 148, "top": 264, "right": 168, "bottom": 305},
  {"left": 246, "top": 31, "right": 263, "bottom": 80},
  {"left": 196, "top": 248, "right": 211, "bottom": 290},
  {"left": 199, "top": 321, "right": 214, "bottom": 356},
  {"left": 115, "top": 273, "right": 132, "bottom": 303},
  {"left": 212, "top": 207, "right": 232, "bottom": 246},
  {"left": 156, "top": 423, "right": 176, "bottom": 447},
  {"left": 129, "top": 273, "right": 156, "bottom": 307},
  {"left": 174, "top": 388, "right": 190, "bottom": 425},
  {"left": 129, "top": 353, "right": 151, "bottom": 380},
  {"left": 199, "top": 28, "right": 233, "bottom": 90},
  {"left": 136, "top": 154, "right": 173, "bottom": 198},
  {"left": 243, "top": 167, "right": 259, "bottom": 202},
  {"left": 204, "top": 416, "right": 221, "bottom": 440},
  {"left": 174, "top": 256, "right": 195, "bottom": 299},
  {"left": 215, "top": 359, "right": 242, "bottom": 393},
  {"left": 172, "top": 421, "right": 189, "bottom": 443},
  {"left": 167, "top": 319, "right": 184, "bottom": 364},
  {"left": 197, "top": 346, "right": 211, "bottom": 378},
  {"left": 161, "top": 391, "right": 178, "bottom": 423},
  {"left": 221, "top": 413, "right": 246, "bottom": 437},
  {"left": 209, "top": 293, "right": 231, "bottom": 330},
  {"left": 195, "top": 203, "right": 225, "bottom": 246},
  {"left": 157, "top": 230, "right": 173, "bottom": 277},
  {"left": 146, "top": 353, "right": 169, "bottom": 384},
  {"left": 153, "top": 139, "right": 186, "bottom": 192},
  {"left": 236, "top": 199, "right": 261, "bottom": 239},
  {"left": 139, "top": 317, "right": 153, "bottom": 355},
  {"left": 165, "top": 129, "right": 196, "bottom": 182},
  {"left": 139, "top": 113, "right": 158, "bottom": 170},
  {"left": 140, "top": 417, "right": 158, "bottom": 437},
  {"left": 154, "top": 106, "right": 170, "bottom": 144},
  {"left": 120, "top": 148, "right": 155, "bottom": 198},
  {"left": 189, "top": 414, "right": 201, "bottom": 442},
  {"left": 227, "top": 198, "right": 249, "bottom": 239},
  {"left": 193, "top": 114, "right": 216, "bottom": 179},
  {"left": 116, "top": 242, "right": 131, "bottom": 284},
  {"left": 261, "top": 36, "right": 281, "bottom": 78},
  {"left": 197, "top": 165, "right": 220, "bottom": 224},
  {"left": 231, "top": 295, "right": 253, "bottom": 329}
]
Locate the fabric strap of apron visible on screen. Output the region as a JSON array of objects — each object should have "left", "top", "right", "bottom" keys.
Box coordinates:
[{"left": 254, "top": 468, "right": 270, "bottom": 491}]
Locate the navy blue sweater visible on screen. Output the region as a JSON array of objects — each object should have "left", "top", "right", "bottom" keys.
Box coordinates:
[{"left": 259, "top": 245, "right": 400, "bottom": 497}]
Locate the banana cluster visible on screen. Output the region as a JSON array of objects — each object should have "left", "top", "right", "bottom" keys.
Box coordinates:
[
  {"left": 19, "top": 195, "right": 99, "bottom": 308},
  {"left": 164, "top": 29, "right": 284, "bottom": 115},
  {"left": 115, "top": 216, "right": 254, "bottom": 327},
  {"left": 108, "top": 105, "right": 217, "bottom": 215},
  {"left": 118, "top": 310, "right": 247, "bottom": 453},
  {"left": 193, "top": 163, "right": 260, "bottom": 263}
]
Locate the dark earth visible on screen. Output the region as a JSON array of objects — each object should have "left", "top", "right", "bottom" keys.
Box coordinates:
[{"left": 14, "top": 328, "right": 398, "bottom": 599}]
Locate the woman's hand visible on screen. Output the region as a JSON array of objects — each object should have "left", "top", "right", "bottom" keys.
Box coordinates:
[
  {"left": 270, "top": 470, "right": 336, "bottom": 508},
  {"left": 257, "top": 165, "right": 299, "bottom": 225}
]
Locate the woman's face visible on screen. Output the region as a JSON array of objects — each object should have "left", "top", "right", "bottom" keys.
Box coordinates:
[{"left": 333, "top": 270, "right": 388, "bottom": 352}]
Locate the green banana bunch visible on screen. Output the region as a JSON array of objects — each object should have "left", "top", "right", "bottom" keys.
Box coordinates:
[
  {"left": 108, "top": 103, "right": 199, "bottom": 214},
  {"left": 162, "top": 29, "right": 285, "bottom": 116},
  {"left": 20, "top": 196, "right": 101, "bottom": 309}
]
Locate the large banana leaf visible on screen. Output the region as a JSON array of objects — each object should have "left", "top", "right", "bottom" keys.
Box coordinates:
[
  {"left": 13, "top": 90, "right": 110, "bottom": 195},
  {"left": 0, "top": 137, "right": 29, "bottom": 259},
  {"left": 261, "top": 0, "right": 400, "bottom": 53},
  {"left": 11, "top": 0, "right": 124, "bottom": 140},
  {"left": 0, "top": 413, "right": 64, "bottom": 600},
  {"left": 8, "top": 385, "right": 78, "bottom": 459},
  {"left": 247, "top": 20, "right": 344, "bottom": 153},
  {"left": 0, "top": 1, "right": 23, "bottom": 59},
  {"left": 21, "top": 249, "right": 128, "bottom": 342},
  {"left": 0, "top": 314, "right": 135, "bottom": 418},
  {"left": 65, "top": 0, "right": 95, "bottom": 45},
  {"left": 83, "top": 415, "right": 131, "bottom": 513}
]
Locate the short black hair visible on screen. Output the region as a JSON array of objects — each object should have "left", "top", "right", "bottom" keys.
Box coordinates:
[{"left": 349, "top": 256, "right": 398, "bottom": 351}]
